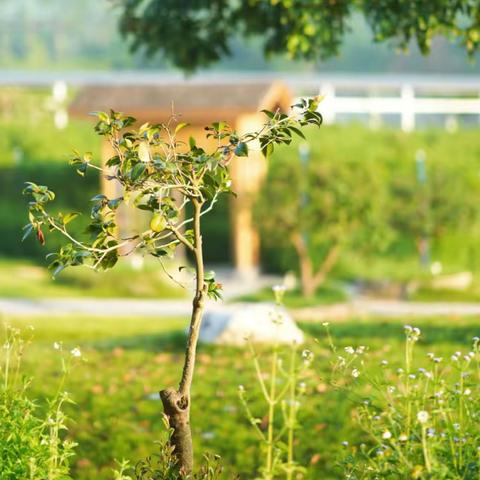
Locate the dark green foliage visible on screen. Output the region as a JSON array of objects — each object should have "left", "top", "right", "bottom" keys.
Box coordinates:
[
  {"left": 134, "top": 443, "right": 228, "bottom": 479},
  {"left": 118, "top": 0, "right": 480, "bottom": 71},
  {"left": 0, "top": 327, "right": 76, "bottom": 479},
  {"left": 257, "top": 125, "right": 480, "bottom": 282},
  {"left": 0, "top": 163, "right": 98, "bottom": 259}
]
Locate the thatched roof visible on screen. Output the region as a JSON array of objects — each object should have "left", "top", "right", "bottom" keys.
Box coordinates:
[{"left": 69, "top": 81, "right": 292, "bottom": 124}]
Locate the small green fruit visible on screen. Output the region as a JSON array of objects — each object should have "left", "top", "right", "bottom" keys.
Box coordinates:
[{"left": 150, "top": 213, "right": 167, "bottom": 232}]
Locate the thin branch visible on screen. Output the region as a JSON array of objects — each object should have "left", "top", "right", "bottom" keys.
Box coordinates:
[
  {"left": 47, "top": 218, "right": 132, "bottom": 256},
  {"left": 167, "top": 224, "right": 194, "bottom": 251}
]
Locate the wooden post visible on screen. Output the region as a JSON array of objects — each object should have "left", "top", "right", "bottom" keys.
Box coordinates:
[{"left": 230, "top": 114, "right": 267, "bottom": 278}]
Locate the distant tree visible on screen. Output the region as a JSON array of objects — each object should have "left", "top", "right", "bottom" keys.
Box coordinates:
[
  {"left": 117, "top": 0, "right": 480, "bottom": 71},
  {"left": 256, "top": 135, "right": 388, "bottom": 297},
  {"left": 387, "top": 148, "right": 480, "bottom": 268}
]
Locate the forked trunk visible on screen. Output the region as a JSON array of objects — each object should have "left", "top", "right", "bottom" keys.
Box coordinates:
[{"left": 291, "top": 232, "right": 341, "bottom": 298}]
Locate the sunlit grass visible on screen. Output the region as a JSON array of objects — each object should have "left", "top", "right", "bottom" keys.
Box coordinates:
[
  {"left": 0, "top": 257, "right": 185, "bottom": 299},
  {"left": 2, "top": 314, "right": 479, "bottom": 479}
]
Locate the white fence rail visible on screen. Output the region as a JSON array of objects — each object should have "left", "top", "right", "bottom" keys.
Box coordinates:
[
  {"left": 1, "top": 71, "right": 479, "bottom": 131},
  {"left": 318, "top": 82, "right": 480, "bottom": 131}
]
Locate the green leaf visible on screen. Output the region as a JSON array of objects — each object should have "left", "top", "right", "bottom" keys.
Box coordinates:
[
  {"left": 51, "top": 263, "right": 66, "bottom": 278},
  {"left": 107, "top": 198, "right": 123, "bottom": 210},
  {"left": 175, "top": 122, "right": 189, "bottom": 134},
  {"left": 91, "top": 194, "right": 107, "bottom": 202},
  {"left": 21, "top": 224, "right": 34, "bottom": 242},
  {"left": 62, "top": 212, "right": 80, "bottom": 225},
  {"left": 289, "top": 126, "right": 306, "bottom": 139},
  {"left": 96, "top": 111, "right": 110, "bottom": 123},
  {"left": 262, "top": 142, "right": 274, "bottom": 158},
  {"left": 106, "top": 155, "right": 121, "bottom": 167},
  {"left": 130, "top": 162, "right": 146, "bottom": 181},
  {"left": 234, "top": 142, "right": 249, "bottom": 157},
  {"left": 76, "top": 162, "right": 88, "bottom": 177},
  {"left": 189, "top": 136, "right": 196, "bottom": 149}
]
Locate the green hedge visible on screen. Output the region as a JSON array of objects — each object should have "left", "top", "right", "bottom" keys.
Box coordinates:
[
  {"left": 4, "top": 119, "right": 480, "bottom": 278},
  {"left": 0, "top": 114, "right": 99, "bottom": 261},
  {"left": 257, "top": 124, "right": 480, "bottom": 278},
  {"left": 0, "top": 164, "right": 99, "bottom": 260}
]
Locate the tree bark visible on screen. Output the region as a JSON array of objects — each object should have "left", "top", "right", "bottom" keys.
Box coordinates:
[
  {"left": 159, "top": 388, "right": 193, "bottom": 474},
  {"left": 291, "top": 232, "right": 341, "bottom": 298},
  {"left": 291, "top": 232, "right": 316, "bottom": 297},
  {"left": 160, "top": 199, "right": 205, "bottom": 474}
]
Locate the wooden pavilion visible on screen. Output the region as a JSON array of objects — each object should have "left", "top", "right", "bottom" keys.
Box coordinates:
[{"left": 69, "top": 80, "right": 292, "bottom": 277}]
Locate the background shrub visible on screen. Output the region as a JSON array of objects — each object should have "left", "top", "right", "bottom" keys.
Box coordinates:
[{"left": 257, "top": 125, "right": 480, "bottom": 284}]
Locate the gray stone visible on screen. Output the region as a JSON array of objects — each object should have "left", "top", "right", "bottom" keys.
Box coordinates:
[{"left": 199, "top": 302, "right": 304, "bottom": 346}]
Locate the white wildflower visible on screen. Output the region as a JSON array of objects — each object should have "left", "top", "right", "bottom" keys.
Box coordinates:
[
  {"left": 352, "top": 368, "right": 360, "bottom": 378},
  {"left": 382, "top": 430, "right": 392, "bottom": 440},
  {"left": 70, "top": 347, "right": 82, "bottom": 358},
  {"left": 417, "top": 411, "right": 429, "bottom": 424}
]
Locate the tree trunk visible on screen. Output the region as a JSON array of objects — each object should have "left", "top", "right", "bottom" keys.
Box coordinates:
[
  {"left": 291, "top": 232, "right": 316, "bottom": 297},
  {"left": 291, "top": 232, "right": 341, "bottom": 298},
  {"left": 160, "top": 199, "right": 206, "bottom": 474},
  {"left": 159, "top": 388, "right": 193, "bottom": 473},
  {"left": 311, "top": 243, "right": 341, "bottom": 292}
]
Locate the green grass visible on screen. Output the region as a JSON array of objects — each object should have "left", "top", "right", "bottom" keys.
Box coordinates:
[
  {"left": 2, "top": 313, "right": 479, "bottom": 479},
  {"left": 0, "top": 258, "right": 185, "bottom": 298},
  {"left": 237, "top": 284, "right": 347, "bottom": 308},
  {"left": 409, "top": 286, "right": 480, "bottom": 302}
]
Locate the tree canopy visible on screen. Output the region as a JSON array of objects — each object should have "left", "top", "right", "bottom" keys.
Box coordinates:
[{"left": 118, "top": 0, "right": 480, "bottom": 71}]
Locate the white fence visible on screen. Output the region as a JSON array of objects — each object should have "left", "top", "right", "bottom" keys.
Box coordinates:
[
  {"left": 1, "top": 71, "right": 480, "bottom": 131},
  {"left": 315, "top": 78, "right": 480, "bottom": 131}
]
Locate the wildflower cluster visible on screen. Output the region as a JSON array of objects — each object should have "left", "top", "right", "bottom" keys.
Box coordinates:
[
  {"left": 239, "top": 291, "right": 314, "bottom": 480},
  {"left": 0, "top": 325, "right": 78, "bottom": 479},
  {"left": 342, "top": 327, "right": 480, "bottom": 479},
  {"left": 323, "top": 322, "right": 367, "bottom": 384}
]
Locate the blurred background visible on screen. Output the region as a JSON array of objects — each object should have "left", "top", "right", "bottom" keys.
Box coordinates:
[
  {"left": 2, "top": 2, "right": 480, "bottom": 479},
  {"left": 2, "top": 0, "right": 480, "bottom": 304}
]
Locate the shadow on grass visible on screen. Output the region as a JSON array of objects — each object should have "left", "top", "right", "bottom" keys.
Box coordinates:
[
  {"left": 300, "top": 318, "right": 480, "bottom": 346},
  {"left": 87, "top": 330, "right": 188, "bottom": 352}
]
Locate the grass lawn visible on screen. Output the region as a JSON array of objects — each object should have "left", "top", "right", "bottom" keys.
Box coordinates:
[
  {"left": 237, "top": 283, "right": 348, "bottom": 307},
  {"left": 2, "top": 313, "right": 480, "bottom": 479},
  {"left": 0, "top": 257, "right": 185, "bottom": 298},
  {"left": 409, "top": 285, "right": 480, "bottom": 302}
]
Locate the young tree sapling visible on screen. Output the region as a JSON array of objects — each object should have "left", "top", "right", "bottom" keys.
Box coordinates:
[{"left": 23, "top": 98, "right": 322, "bottom": 473}]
